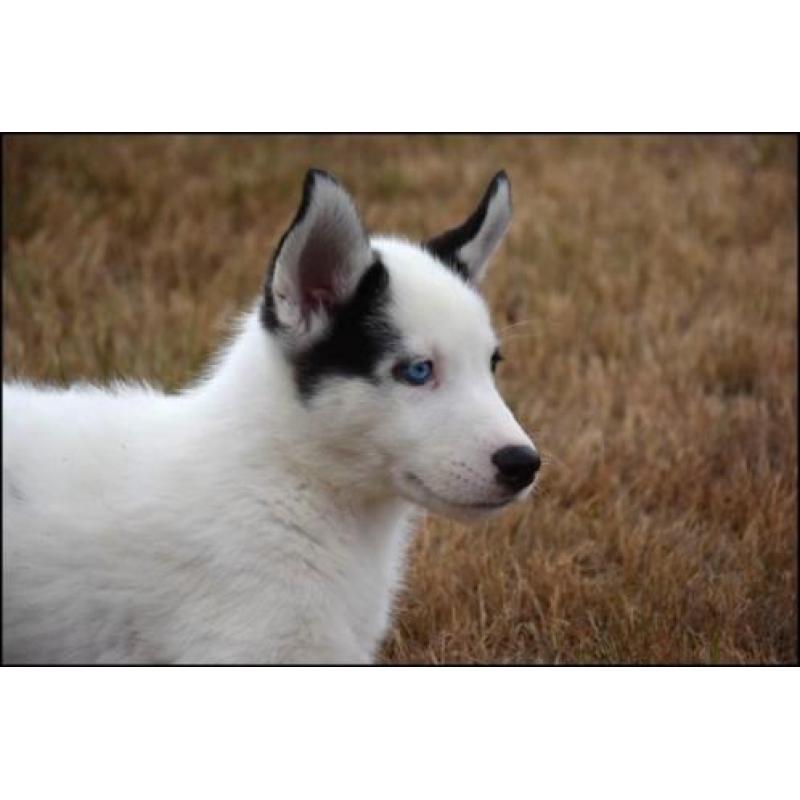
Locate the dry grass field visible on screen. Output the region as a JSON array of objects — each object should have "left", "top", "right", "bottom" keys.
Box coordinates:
[{"left": 2, "top": 134, "right": 797, "bottom": 664}]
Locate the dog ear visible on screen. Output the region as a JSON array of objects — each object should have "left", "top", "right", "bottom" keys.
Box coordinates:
[
  {"left": 264, "top": 169, "right": 373, "bottom": 335},
  {"left": 424, "top": 171, "right": 512, "bottom": 284}
]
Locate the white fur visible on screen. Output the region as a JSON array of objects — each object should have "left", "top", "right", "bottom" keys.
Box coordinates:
[{"left": 3, "top": 185, "right": 536, "bottom": 664}]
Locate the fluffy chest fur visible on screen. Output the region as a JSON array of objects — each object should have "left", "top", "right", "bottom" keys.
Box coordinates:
[{"left": 2, "top": 350, "right": 415, "bottom": 664}]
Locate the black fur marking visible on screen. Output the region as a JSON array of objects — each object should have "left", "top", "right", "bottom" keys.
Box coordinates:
[
  {"left": 423, "top": 170, "right": 508, "bottom": 281},
  {"left": 491, "top": 348, "right": 503, "bottom": 373},
  {"left": 293, "top": 258, "right": 400, "bottom": 400},
  {"left": 259, "top": 170, "right": 397, "bottom": 400},
  {"left": 260, "top": 168, "right": 340, "bottom": 333}
]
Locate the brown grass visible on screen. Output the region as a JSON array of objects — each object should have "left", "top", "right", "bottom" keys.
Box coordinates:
[{"left": 3, "top": 134, "right": 797, "bottom": 664}]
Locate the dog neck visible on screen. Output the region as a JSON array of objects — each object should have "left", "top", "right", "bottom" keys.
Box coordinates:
[{"left": 185, "top": 308, "right": 413, "bottom": 521}]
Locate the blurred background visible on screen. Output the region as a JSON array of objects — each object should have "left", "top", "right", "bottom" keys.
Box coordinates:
[{"left": 2, "top": 135, "right": 797, "bottom": 663}]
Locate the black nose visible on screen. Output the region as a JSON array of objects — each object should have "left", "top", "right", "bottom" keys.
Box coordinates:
[{"left": 492, "top": 446, "right": 541, "bottom": 491}]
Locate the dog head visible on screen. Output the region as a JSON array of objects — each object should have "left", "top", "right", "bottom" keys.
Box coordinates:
[{"left": 261, "top": 169, "right": 539, "bottom": 520}]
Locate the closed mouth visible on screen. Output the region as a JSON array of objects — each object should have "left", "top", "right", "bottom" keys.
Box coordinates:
[{"left": 403, "top": 472, "right": 514, "bottom": 511}]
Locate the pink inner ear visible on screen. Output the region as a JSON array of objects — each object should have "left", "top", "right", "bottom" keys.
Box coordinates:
[
  {"left": 297, "top": 235, "right": 341, "bottom": 318},
  {"left": 303, "top": 286, "right": 336, "bottom": 315}
]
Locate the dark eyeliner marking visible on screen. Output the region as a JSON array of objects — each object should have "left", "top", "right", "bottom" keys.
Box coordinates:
[{"left": 491, "top": 348, "right": 503, "bottom": 373}]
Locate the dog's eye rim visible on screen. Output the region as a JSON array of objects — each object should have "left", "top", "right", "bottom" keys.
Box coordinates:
[
  {"left": 491, "top": 348, "right": 503, "bottom": 373},
  {"left": 393, "top": 358, "right": 435, "bottom": 386}
]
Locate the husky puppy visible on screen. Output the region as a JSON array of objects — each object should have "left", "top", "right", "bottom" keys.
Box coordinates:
[{"left": 2, "top": 169, "right": 540, "bottom": 664}]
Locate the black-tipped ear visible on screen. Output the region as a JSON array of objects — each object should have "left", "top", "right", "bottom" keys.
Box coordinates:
[
  {"left": 424, "top": 171, "right": 512, "bottom": 283},
  {"left": 263, "top": 169, "right": 373, "bottom": 336}
]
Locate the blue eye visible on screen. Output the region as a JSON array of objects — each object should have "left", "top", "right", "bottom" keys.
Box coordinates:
[{"left": 394, "top": 359, "right": 434, "bottom": 386}]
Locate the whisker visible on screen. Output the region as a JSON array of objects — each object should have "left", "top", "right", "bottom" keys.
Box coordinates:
[
  {"left": 539, "top": 449, "right": 568, "bottom": 471},
  {"left": 500, "top": 332, "right": 539, "bottom": 344},
  {"left": 496, "top": 319, "right": 536, "bottom": 336}
]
